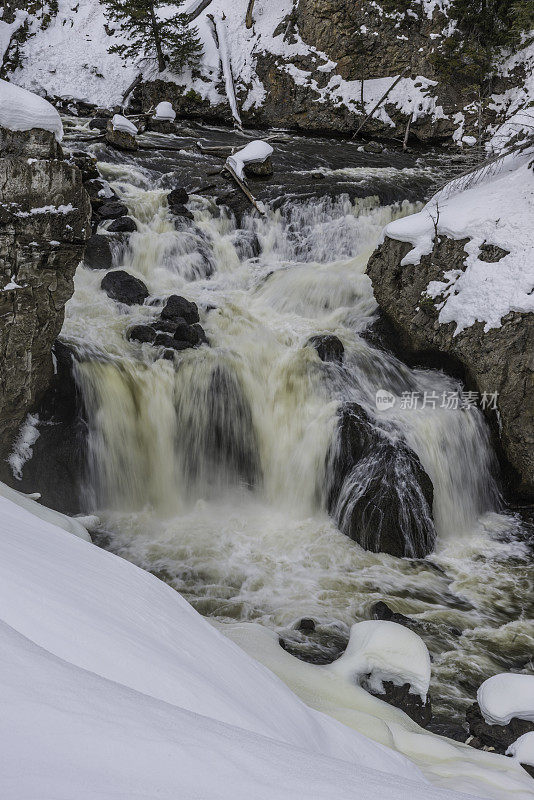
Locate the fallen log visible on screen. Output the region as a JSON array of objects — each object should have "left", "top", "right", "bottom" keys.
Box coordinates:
[
  {"left": 245, "top": 0, "right": 255, "bottom": 28},
  {"left": 353, "top": 68, "right": 411, "bottom": 139}
]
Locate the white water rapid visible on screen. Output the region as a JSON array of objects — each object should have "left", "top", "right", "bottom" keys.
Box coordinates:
[{"left": 61, "top": 124, "right": 533, "bottom": 736}]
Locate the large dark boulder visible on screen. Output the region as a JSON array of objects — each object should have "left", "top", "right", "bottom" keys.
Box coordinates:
[
  {"left": 161, "top": 295, "right": 200, "bottom": 325},
  {"left": 326, "top": 403, "right": 435, "bottom": 558},
  {"left": 307, "top": 334, "right": 344, "bottom": 363},
  {"left": 168, "top": 187, "right": 189, "bottom": 205},
  {"left": 97, "top": 202, "right": 129, "bottom": 220},
  {"left": 174, "top": 321, "right": 201, "bottom": 345},
  {"left": 108, "top": 216, "right": 137, "bottom": 233},
  {"left": 466, "top": 702, "right": 534, "bottom": 754},
  {"left": 84, "top": 233, "right": 118, "bottom": 270},
  {"left": 128, "top": 325, "right": 156, "bottom": 344},
  {"left": 101, "top": 270, "right": 149, "bottom": 305},
  {"left": 367, "top": 235, "right": 534, "bottom": 500}
]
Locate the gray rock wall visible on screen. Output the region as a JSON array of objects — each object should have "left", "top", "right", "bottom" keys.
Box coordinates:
[
  {"left": 367, "top": 235, "right": 534, "bottom": 500},
  {"left": 0, "top": 127, "right": 91, "bottom": 463}
]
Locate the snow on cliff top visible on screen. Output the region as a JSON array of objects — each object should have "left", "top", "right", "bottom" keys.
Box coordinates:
[
  {"left": 478, "top": 673, "right": 534, "bottom": 726},
  {"left": 0, "top": 485, "right": 491, "bottom": 800},
  {"left": 0, "top": 78, "right": 63, "bottom": 140},
  {"left": 384, "top": 150, "right": 534, "bottom": 333}
]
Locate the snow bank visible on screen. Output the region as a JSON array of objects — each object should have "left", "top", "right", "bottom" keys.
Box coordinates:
[
  {"left": 384, "top": 152, "right": 534, "bottom": 333},
  {"left": 478, "top": 674, "right": 534, "bottom": 725},
  {"left": 111, "top": 113, "right": 138, "bottom": 135},
  {"left": 0, "top": 78, "right": 63, "bottom": 141},
  {"left": 153, "top": 101, "right": 176, "bottom": 121},
  {"left": 0, "top": 488, "right": 489, "bottom": 800},
  {"left": 226, "top": 140, "right": 274, "bottom": 180},
  {"left": 328, "top": 620, "right": 431, "bottom": 701},
  {"left": 507, "top": 732, "right": 534, "bottom": 767},
  {"left": 0, "top": 480, "right": 91, "bottom": 542}
]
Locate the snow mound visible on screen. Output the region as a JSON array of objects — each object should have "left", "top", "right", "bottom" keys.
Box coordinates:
[
  {"left": 226, "top": 140, "right": 273, "bottom": 180},
  {"left": 507, "top": 732, "right": 534, "bottom": 767},
  {"left": 478, "top": 674, "right": 534, "bottom": 726},
  {"left": 111, "top": 114, "right": 138, "bottom": 135},
  {"left": 153, "top": 101, "right": 176, "bottom": 121},
  {"left": 328, "top": 620, "right": 431, "bottom": 701},
  {"left": 0, "top": 488, "right": 488, "bottom": 800},
  {"left": 384, "top": 152, "right": 534, "bottom": 333},
  {"left": 0, "top": 480, "right": 91, "bottom": 542},
  {"left": 0, "top": 78, "right": 63, "bottom": 141}
]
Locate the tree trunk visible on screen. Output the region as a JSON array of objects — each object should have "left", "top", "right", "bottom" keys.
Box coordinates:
[{"left": 149, "top": 2, "right": 166, "bottom": 73}]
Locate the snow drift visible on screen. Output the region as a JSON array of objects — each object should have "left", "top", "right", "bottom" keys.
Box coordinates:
[{"left": 0, "top": 78, "right": 63, "bottom": 141}]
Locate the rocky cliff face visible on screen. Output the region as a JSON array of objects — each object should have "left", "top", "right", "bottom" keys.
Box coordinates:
[
  {"left": 0, "top": 126, "right": 91, "bottom": 465},
  {"left": 367, "top": 235, "right": 534, "bottom": 500}
]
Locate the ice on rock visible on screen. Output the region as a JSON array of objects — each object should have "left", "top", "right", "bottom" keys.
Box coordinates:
[
  {"left": 507, "top": 732, "right": 534, "bottom": 767},
  {"left": 328, "top": 620, "right": 432, "bottom": 701},
  {"left": 478, "top": 674, "right": 534, "bottom": 725},
  {"left": 0, "top": 79, "right": 63, "bottom": 141},
  {"left": 226, "top": 140, "right": 274, "bottom": 181},
  {"left": 111, "top": 114, "right": 138, "bottom": 135},
  {"left": 153, "top": 101, "right": 176, "bottom": 121}
]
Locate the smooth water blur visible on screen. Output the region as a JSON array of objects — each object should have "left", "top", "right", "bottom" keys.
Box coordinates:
[{"left": 62, "top": 120, "right": 534, "bottom": 724}]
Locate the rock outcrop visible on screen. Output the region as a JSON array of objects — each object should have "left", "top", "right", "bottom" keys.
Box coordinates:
[
  {"left": 366, "top": 236, "right": 534, "bottom": 500},
  {"left": 0, "top": 126, "right": 90, "bottom": 465},
  {"left": 326, "top": 403, "right": 435, "bottom": 558}
]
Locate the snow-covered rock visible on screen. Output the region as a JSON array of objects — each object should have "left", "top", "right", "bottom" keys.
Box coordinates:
[
  {"left": 507, "top": 732, "right": 534, "bottom": 768},
  {"left": 111, "top": 113, "right": 138, "bottom": 135},
  {"left": 328, "top": 620, "right": 431, "bottom": 701},
  {"left": 0, "top": 79, "right": 63, "bottom": 141},
  {"left": 153, "top": 101, "right": 176, "bottom": 121},
  {"left": 226, "top": 140, "right": 274, "bottom": 181},
  {"left": 478, "top": 674, "right": 534, "bottom": 726}
]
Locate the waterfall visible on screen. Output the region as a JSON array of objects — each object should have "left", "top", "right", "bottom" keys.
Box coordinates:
[{"left": 60, "top": 145, "right": 532, "bottom": 723}]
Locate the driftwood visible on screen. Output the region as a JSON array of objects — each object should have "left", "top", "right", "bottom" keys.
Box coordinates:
[
  {"left": 223, "top": 165, "right": 266, "bottom": 215},
  {"left": 403, "top": 112, "right": 412, "bottom": 151},
  {"left": 245, "top": 0, "right": 255, "bottom": 28},
  {"left": 122, "top": 73, "right": 143, "bottom": 104},
  {"left": 196, "top": 142, "right": 236, "bottom": 157},
  {"left": 353, "top": 68, "right": 411, "bottom": 139}
]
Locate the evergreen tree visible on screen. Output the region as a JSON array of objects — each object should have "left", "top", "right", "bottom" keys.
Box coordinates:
[{"left": 103, "top": 0, "right": 203, "bottom": 74}]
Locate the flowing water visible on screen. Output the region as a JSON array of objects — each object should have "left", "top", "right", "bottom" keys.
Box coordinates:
[{"left": 61, "top": 119, "right": 533, "bottom": 727}]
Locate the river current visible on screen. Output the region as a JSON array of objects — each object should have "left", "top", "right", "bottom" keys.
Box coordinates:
[{"left": 60, "top": 117, "right": 533, "bottom": 729}]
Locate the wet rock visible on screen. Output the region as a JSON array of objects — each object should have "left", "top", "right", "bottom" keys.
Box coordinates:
[
  {"left": 0, "top": 127, "right": 91, "bottom": 462},
  {"left": 161, "top": 295, "right": 200, "bottom": 325},
  {"left": 105, "top": 122, "right": 137, "bottom": 151},
  {"left": 155, "top": 318, "right": 182, "bottom": 334},
  {"left": 307, "top": 334, "right": 344, "bottom": 363},
  {"left": 326, "top": 403, "right": 435, "bottom": 558},
  {"left": 2, "top": 341, "right": 88, "bottom": 514},
  {"left": 84, "top": 233, "right": 116, "bottom": 270},
  {"left": 97, "top": 202, "right": 129, "bottom": 220},
  {"left": 107, "top": 216, "right": 137, "bottom": 233},
  {"left": 363, "top": 140, "right": 384, "bottom": 154},
  {"left": 168, "top": 187, "right": 189, "bottom": 206},
  {"left": 297, "top": 618, "right": 316, "bottom": 633},
  {"left": 232, "top": 230, "right": 261, "bottom": 260},
  {"left": 191, "top": 323, "right": 208, "bottom": 345},
  {"left": 101, "top": 270, "right": 149, "bottom": 306},
  {"left": 84, "top": 178, "right": 119, "bottom": 209},
  {"left": 466, "top": 702, "right": 534, "bottom": 754},
  {"left": 67, "top": 149, "right": 99, "bottom": 181},
  {"left": 169, "top": 203, "right": 194, "bottom": 221},
  {"left": 89, "top": 117, "right": 108, "bottom": 132},
  {"left": 370, "top": 601, "right": 413, "bottom": 627},
  {"left": 427, "top": 721, "right": 469, "bottom": 742},
  {"left": 154, "top": 332, "right": 193, "bottom": 351},
  {"left": 174, "top": 321, "right": 201, "bottom": 345},
  {"left": 369, "top": 680, "right": 432, "bottom": 728},
  {"left": 244, "top": 157, "right": 274, "bottom": 178},
  {"left": 367, "top": 235, "right": 534, "bottom": 500},
  {"left": 128, "top": 325, "right": 156, "bottom": 344},
  {"left": 216, "top": 190, "right": 251, "bottom": 227}
]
